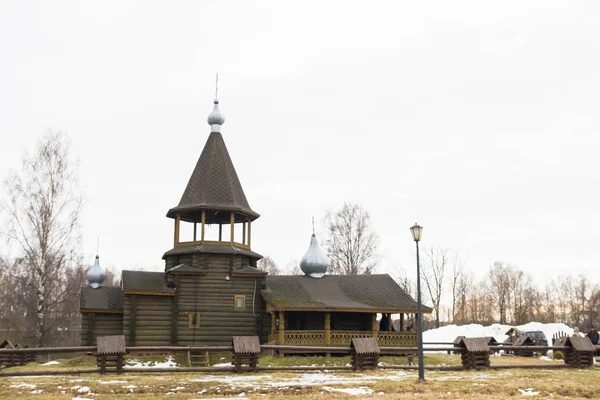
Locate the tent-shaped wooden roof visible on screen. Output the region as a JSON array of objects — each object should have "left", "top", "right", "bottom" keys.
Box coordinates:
[{"left": 166, "top": 131, "right": 259, "bottom": 223}]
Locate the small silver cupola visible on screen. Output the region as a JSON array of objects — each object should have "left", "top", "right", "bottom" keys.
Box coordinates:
[
  {"left": 86, "top": 255, "right": 106, "bottom": 289},
  {"left": 300, "top": 233, "right": 329, "bottom": 278},
  {"left": 207, "top": 74, "right": 225, "bottom": 132},
  {"left": 207, "top": 99, "right": 225, "bottom": 132}
]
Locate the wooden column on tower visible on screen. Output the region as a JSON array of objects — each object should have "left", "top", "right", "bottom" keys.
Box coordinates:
[{"left": 230, "top": 212, "right": 235, "bottom": 243}]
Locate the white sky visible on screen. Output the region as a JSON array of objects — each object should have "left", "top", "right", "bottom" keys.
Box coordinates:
[{"left": 0, "top": 1, "right": 599, "bottom": 287}]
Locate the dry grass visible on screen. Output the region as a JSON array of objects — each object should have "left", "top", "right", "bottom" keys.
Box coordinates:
[{"left": 1, "top": 354, "right": 599, "bottom": 399}]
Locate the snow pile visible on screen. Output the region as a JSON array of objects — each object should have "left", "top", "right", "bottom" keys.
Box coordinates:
[
  {"left": 422, "top": 322, "right": 574, "bottom": 344},
  {"left": 41, "top": 360, "right": 60, "bottom": 366},
  {"left": 124, "top": 356, "right": 178, "bottom": 369}
]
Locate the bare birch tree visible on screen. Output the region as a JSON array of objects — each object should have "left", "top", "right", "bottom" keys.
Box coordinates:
[
  {"left": 420, "top": 247, "right": 449, "bottom": 328},
  {"left": 487, "top": 262, "right": 512, "bottom": 324},
  {"left": 257, "top": 256, "right": 280, "bottom": 275},
  {"left": 323, "top": 202, "right": 379, "bottom": 275},
  {"left": 1, "top": 131, "right": 83, "bottom": 347}
]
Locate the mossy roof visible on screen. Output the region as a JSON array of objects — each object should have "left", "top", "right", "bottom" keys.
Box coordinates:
[{"left": 262, "top": 274, "right": 433, "bottom": 313}]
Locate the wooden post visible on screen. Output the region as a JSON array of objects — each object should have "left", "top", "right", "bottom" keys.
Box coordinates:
[
  {"left": 279, "top": 311, "right": 285, "bottom": 357},
  {"left": 193, "top": 222, "right": 197, "bottom": 241},
  {"left": 371, "top": 313, "right": 378, "bottom": 340},
  {"left": 248, "top": 219, "right": 252, "bottom": 247},
  {"left": 242, "top": 222, "right": 246, "bottom": 245},
  {"left": 174, "top": 215, "right": 180, "bottom": 246},
  {"left": 230, "top": 212, "right": 235, "bottom": 243},
  {"left": 171, "top": 278, "right": 179, "bottom": 345},
  {"left": 88, "top": 313, "right": 96, "bottom": 346},
  {"left": 201, "top": 211, "right": 206, "bottom": 242},
  {"left": 271, "top": 313, "right": 276, "bottom": 336},
  {"left": 130, "top": 295, "right": 137, "bottom": 346},
  {"left": 325, "top": 312, "right": 331, "bottom": 345},
  {"left": 400, "top": 313, "right": 405, "bottom": 332},
  {"left": 219, "top": 224, "right": 222, "bottom": 241}
]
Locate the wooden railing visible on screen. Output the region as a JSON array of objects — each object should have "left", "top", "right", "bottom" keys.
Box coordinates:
[{"left": 268, "top": 331, "right": 417, "bottom": 346}]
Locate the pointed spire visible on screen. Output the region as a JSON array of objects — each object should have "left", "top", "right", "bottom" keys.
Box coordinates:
[
  {"left": 300, "top": 230, "right": 329, "bottom": 278},
  {"left": 207, "top": 73, "right": 225, "bottom": 132},
  {"left": 86, "top": 255, "right": 106, "bottom": 289}
]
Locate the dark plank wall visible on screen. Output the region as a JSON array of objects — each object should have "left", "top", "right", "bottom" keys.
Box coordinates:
[
  {"left": 80, "top": 313, "right": 124, "bottom": 346},
  {"left": 123, "top": 295, "right": 173, "bottom": 346}
]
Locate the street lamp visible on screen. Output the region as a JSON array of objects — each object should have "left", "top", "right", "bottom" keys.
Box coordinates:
[{"left": 410, "top": 223, "right": 425, "bottom": 381}]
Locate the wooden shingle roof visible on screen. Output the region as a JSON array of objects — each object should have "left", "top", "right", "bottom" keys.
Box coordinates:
[
  {"left": 233, "top": 336, "right": 260, "bottom": 354},
  {"left": 162, "top": 243, "right": 263, "bottom": 260},
  {"left": 80, "top": 286, "right": 124, "bottom": 311},
  {"left": 457, "top": 337, "right": 490, "bottom": 353},
  {"left": 263, "top": 274, "right": 432, "bottom": 313},
  {"left": 166, "top": 131, "right": 259, "bottom": 223},
  {"left": 565, "top": 336, "right": 596, "bottom": 352},
  {"left": 122, "top": 271, "right": 174, "bottom": 296}
]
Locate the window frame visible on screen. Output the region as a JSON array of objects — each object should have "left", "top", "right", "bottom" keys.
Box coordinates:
[
  {"left": 188, "top": 312, "right": 200, "bottom": 328},
  {"left": 234, "top": 295, "right": 246, "bottom": 311}
]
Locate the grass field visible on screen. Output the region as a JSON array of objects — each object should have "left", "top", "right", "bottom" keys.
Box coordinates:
[{"left": 1, "top": 354, "right": 599, "bottom": 399}]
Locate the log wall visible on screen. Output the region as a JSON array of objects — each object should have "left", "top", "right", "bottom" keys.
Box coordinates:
[
  {"left": 123, "top": 295, "right": 173, "bottom": 346},
  {"left": 80, "top": 313, "right": 124, "bottom": 346},
  {"left": 164, "top": 253, "right": 264, "bottom": 346}
]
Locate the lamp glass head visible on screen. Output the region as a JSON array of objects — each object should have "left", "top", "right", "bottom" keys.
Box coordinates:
[{"left": 410, "top": 223, "right": 423, "bottom": 242}]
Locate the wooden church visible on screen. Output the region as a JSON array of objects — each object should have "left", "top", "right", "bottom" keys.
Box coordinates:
[{"left": 80, "top": 95, "right": 430, "bottom": 349}]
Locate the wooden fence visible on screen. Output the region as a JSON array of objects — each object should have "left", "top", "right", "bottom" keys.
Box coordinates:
[{"left": 0, "top": 339, "right": 598, "bottom": 377}]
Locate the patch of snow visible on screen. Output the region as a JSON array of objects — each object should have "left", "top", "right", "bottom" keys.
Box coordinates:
[
  {"left": 10, "top": 383, "right": 37, "bottom": 389},
  {"left": 124, "top": 356, "right": 178, "bottom": 369},
  {"left": 122, "top": 385, "right": 137, "bottom": 389},
  {"left": 324, "top": 386, "right": 374, "bottom": 396},
  {"left": 30, "top": 389, "right": 43, "bottom": 394},
  {"left": 97, "top": 380, "right": 128, "bottom": 384},
  {"left": 41, "top": 360, "right": 60, "bottom": 365},
  {"left": 519, "top": 388, "right": 540, "bottom": 396},
  {"left": 539, "top": 356, "right": 558, "bottom": 362},
  {"left": 171, "top": 386, "right": 185, "bottom": 391},
  {"left": 77, "top": 386, "right": 91, "bottom": 393},
  {"left": 213, "top": 362, "right": 233, "bottom": 367}
]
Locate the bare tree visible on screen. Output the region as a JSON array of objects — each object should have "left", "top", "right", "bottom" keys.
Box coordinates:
[
  {"left": 322, "top": 202, "right": 379, "bottom": 275},
  {"left": 284, "top": 259, "right": 302, "bottom": 275},
  {"left": 1, "top": 131, "right": 83, "bottom": 347},
  {"left": 487, "top": 262, "right": 512, "bottom": 324},
  {"left": 257, "top": 256, "right": 280, "bottom": 275},
  {"left": 420, "top": 247, "right": 448, "bottom": 328},
  {"left": 449, "top": 252, "right": 465, "bottom": 323}
]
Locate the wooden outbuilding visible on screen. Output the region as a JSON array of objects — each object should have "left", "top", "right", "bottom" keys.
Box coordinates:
[
  {"left": 513, "top": 335, "right": 535, "bottom": 357},
  {"left": 563, "top": 336, "right": 595, "bottom": 368},
  {"left": 96, "top": 335, "right": 126, "bottom": 374},
  {"left": 351, "top": 337, "right": 380, "bottom": 371},
  {"left": 232, "top": 336, "right": 260, "bottom": 372},
  {"left": 456, "top": 337, "right": 490, "bottom": 370}
]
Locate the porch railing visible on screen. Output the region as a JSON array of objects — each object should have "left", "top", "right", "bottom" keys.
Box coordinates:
[{"left": 269, "top": 331, "right": 417, "bottom": 346}]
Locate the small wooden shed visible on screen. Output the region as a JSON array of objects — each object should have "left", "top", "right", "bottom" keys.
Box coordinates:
[
  {"left": 564, "top": 336, "right": 595, "bottom": 368},
  {"left": 513, "top": 335, "right": 535, "bottom": 357},
  {"left": 351, "top": 337, "right": 380, "bottom": 371},
  {"left": 456, "top": 337, "right": 490, "bottom": 370},
  {"left": 96, "top": 335, "right": 126, "bottom": 374},
  {"left": 0, "top": 340, "right": 16, "bottom": 368},
  {"left": 452, "top": 336, "right": 466, "bottom": 354},
  {"left": 232, "top": 336, "right": 260, "bottom": 372}
]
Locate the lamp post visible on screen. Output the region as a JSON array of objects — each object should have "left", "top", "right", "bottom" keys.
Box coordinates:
[{"left": 410, "top": 223, "right": 424, "bottom": 381}]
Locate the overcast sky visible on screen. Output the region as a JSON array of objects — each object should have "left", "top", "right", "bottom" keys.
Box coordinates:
[{"left": 1, "top": 1, "right": 599, "bottom": 288}]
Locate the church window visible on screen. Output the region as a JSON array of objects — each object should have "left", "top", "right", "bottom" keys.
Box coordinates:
[
  {"left": 234, "top": 295, "right": 246, "bottom": 310},
  {"left": 188, "top": 312, "right": 200, "bottom": 328}
]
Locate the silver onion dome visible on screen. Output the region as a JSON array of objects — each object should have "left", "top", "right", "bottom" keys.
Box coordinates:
[
  {"left": 207, "top": 99, "right": 225, "bottom": 132},
  {"left": 86, "top": 255, "right": 106, "bottom": 289},
  {"left": 300, "top": 234, "right": 329, "bottom": 278}
]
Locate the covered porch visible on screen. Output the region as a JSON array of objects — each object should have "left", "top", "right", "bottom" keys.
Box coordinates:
[{"left": 267, "top": 310, "right": 419, "bottom": 347}]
